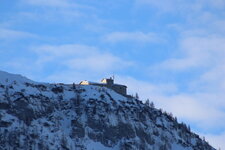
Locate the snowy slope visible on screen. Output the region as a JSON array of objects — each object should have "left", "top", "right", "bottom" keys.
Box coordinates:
[{"left": 0, "top": 71, "right": 215, "bottom": 150}]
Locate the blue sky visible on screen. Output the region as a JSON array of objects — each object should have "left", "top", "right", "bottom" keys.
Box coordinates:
[{"left": 1, "top": 0, "right": 225, "bottom": 149}]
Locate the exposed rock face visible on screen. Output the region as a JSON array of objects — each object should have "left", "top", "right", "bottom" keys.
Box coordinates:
[{"left": 0, "top": 71, "right": 215, "bottom": 150}]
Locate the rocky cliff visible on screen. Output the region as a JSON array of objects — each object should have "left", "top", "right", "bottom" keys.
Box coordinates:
[{"left": 0, "top": 71, "right": 215, "bottom": 150}]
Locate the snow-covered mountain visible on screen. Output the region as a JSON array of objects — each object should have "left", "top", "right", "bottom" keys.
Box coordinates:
[{"left": 0, "top": 70, "right": 215, "bottom": 150}]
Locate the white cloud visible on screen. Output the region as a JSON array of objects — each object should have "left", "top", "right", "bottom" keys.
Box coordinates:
[
  {"left": 66, "top": 53, "right": 132, "bottom": 72},
  {"left": 21, "top": 0, "right": 75, "bottom": 8},
  {"left": 104, "top": 31, "right": 160, "bottom": 43},
  {"left": 32, "top": 44, "right": 99, "bottom": 67},
  {"left": 146, "top": 32, "right": 225, "bottom": 128},
  {"left": 118, "top": 76, "right": 225, "bottom": 128},
  {"left": 115, "top": 75, "right": 225, "bottom": 150},
  {"left": 2, "top": 44, "right": 133, "bottom": 83},
  {"left": 190, "top": 63, "right": 225, "bottom": 96},
  {"left": 32, "top": 44, "right": 133, "bottom": 79},
  {"left": 205, "top": 132, "right": 225, "bottom": 150},
  {"left": 0, "top": 28, "right": 37, "bottom": 40},
  {"left": 18, "top": 9, "right": 83, "bottom": 23},
  {"left": 2, "top": 0, "right": 225, "bottom": 149},
  {"left": 212, "top": 20, "right": 225, "bottom": 33},
  {"left": 137, "top": 0, "right": 184, "bottom": 12},
  {"left": 158, "top": 94, "right": 225, "bottom": 128},
  {"left": 204, "top": 0, "right": 225, "bottom": 9},
  {"left": 136, "top": 0, "right": 207, "bottom": 14},
  {"left": 43, "top": 70, "right": 93, "bottom": 84},
  {"left": 19, "top": 0, "right": 95, "bottom": 23},
  {"left": 117, "top": 76, "right": 178, "bottom": 98},
  {"left": 22, "top": 0, "right": 95, "bottom": 12},
  {"left": 33, "top": 44, "right": 98, "bottom": 58},
  {"left": 154, "top": 35, "right": 225, "bottom": 71},
  {"left": 152, "top": 35, "right": 225, "bottom": 128},
  {"left": 137, "top": 0, "right": 225, "bottom": 13},
  {"left": 143, "top": 28, "right": 225, "bottom": 149}
]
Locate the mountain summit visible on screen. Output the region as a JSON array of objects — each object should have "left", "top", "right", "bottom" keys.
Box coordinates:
[{"left": 0, "top": 71, "right": 215, "bottom": 150}]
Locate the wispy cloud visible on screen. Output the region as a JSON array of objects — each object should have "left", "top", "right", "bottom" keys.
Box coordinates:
[
  {"left": 2, "top": 44, "right": 133, "bottom": 83},
  {"left": 157, "top": 94, "right": 225, "bottom": 129},
  {"left": 118, "top": 75, "right": 225, "bottom": 133},
  {"left": 31, "top": 44, "right": 134, "bottom": 82},
  {"left": 1, "top": 0, "right": 225, "bottom": 149},
  {"left": 22, "top": 0, "right": 71, "bottom": 8},
  {"left": 21, "top": 0, "right": 90, "bottom": 9},
  {"left": 18, "top": 0, "right": 96, "bottom": 23},
  {"left": 205, "top": 132, "right": 225, "bottom": 150},
  {"left": 116, "top": 30, "right": 225, "bottom": 148},
  {"left": 0, "top": 28, "right": 37, "bottom": 40},
  {"left": 153, "top": 35, "right": 225, "bottom": 71},
  {"left": 137, "top": 0, "right": 225, "bottom": 13},
  {"left": 104, "top": 31, "right": 161, "bottom": 43},
  {"left": 146, "top": 32, "right": 225, "bottom": 122},
  {"left": 33, "top": 44, "right": 98, "bottom": 58},
  {"left": 116, "top": 76, "right": 178, "bottom": 98},
  {"left": 66, "top": 53, "right": 132, "bottom": 72}
]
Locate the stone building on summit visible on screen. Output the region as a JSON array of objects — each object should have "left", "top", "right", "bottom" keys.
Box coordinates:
[{"left": 79, "top": 77, "right": 127, "bottom": 96}]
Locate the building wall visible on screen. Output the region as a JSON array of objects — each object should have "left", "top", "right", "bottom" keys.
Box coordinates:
[
  {"left": 80, "top": 79, "right": 127, "bottom": 96},
  {"left": 101, "top": 78, "right": 114, "bottom": 85},
  {"left": 112, "top": 85, "right": 127, "bottom": 96}
]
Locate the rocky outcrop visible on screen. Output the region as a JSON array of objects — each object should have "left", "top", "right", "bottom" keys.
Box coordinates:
[{"left": 0, "top": 71, "right": 215, "bottom": 150}]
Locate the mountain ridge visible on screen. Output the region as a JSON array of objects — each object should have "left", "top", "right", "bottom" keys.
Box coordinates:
[{"left": 0, "top": 70, "right": 215, "bottom": 150}]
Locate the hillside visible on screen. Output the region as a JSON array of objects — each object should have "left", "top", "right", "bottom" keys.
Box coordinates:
[{"left": 0, "top": 70, "right": 215, "bottom": 150}]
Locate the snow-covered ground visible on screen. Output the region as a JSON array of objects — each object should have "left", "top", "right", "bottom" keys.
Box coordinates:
[{"left": 0, "top": 70, "right": 215, "bottom": 150}]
